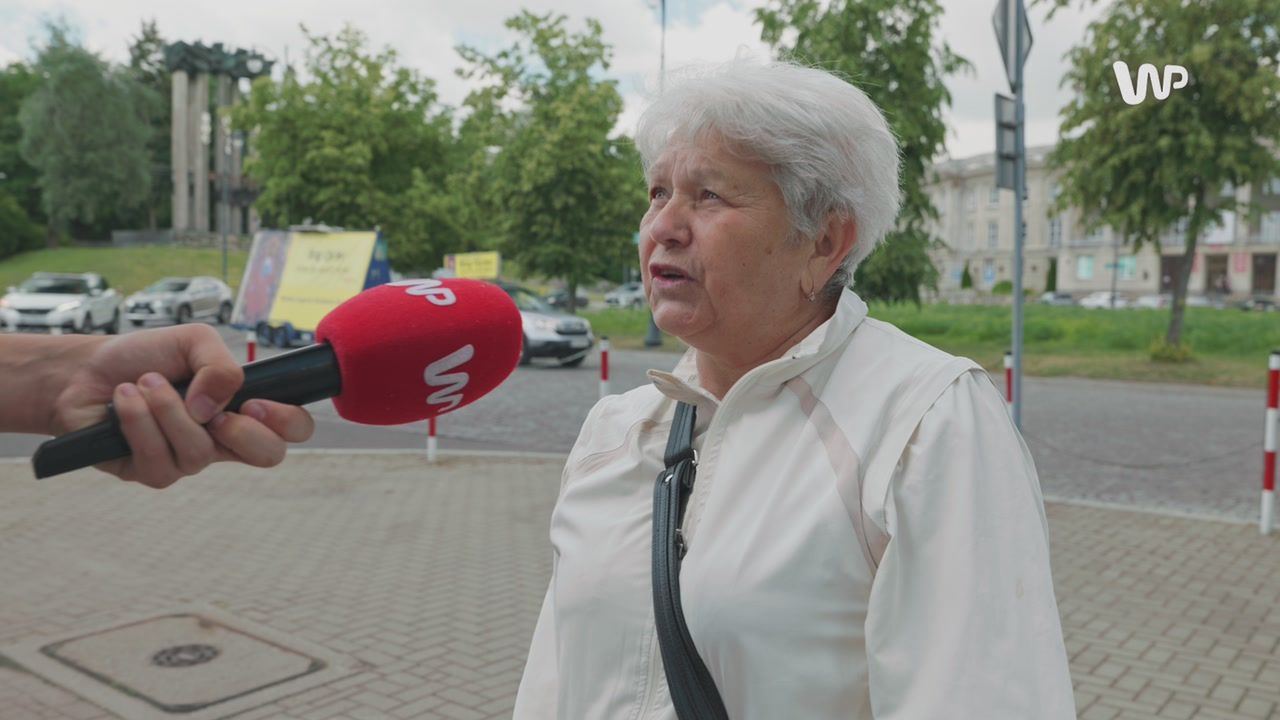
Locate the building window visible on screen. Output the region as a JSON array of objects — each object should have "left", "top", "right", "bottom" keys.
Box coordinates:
[
  {"left": 1085, "top": 226, "right": 1105, "bottom": 245},
  {"left": 1266, "top": 177, "right": 1280, "bottom": 196},
  {"left": 1048, "top": 182, "right": 1061, "bottom": 203},
  {"left": 966, "top": 222, "right": 976, "bottom": 248},
  {"left": 1077, "top": 255, "right": 1095, "bottom": 280},
  {"left": 966, "top": 189, "right": 977, "bottom": 211},
  {"left": 987, "top": 221, "right": 999, "bottom": 249},
  {"left": 982, "top": 259, "right": 996, "bottom": 285},
  {"left": 989, "top": 185, "right": 1000, "bottom": 207},
  {"left": 1049, "top": 217, "right": 1062, "bottom": 248},
  {"left": 1117, "top": 255, "right": 1137, "bottom": 280},
  {"left": 1262, "top": 212, "right": 1280, "bottom": 243}
]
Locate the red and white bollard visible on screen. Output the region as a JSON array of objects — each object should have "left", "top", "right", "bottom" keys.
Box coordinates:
[
  {"left": 246, "top": 331, "right": 256, "bottom": 363},
  {"left": 1261, "top": 350, "right": 1279, "bottom": 535},
  {"left": 1004, "top": 350, "right": 1013, "bottom": 410},
  {"left": 427, "top": 416, "right": 438, "bottom": 464},
  {"left": 600, "top": 337, "right": 611, "bottom": 399}
]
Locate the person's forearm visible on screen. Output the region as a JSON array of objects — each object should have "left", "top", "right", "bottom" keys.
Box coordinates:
[{"left": 0, "top": 334, "right": 105, "bottom": 434}]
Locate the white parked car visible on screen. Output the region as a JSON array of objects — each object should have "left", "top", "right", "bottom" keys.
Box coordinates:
[
  {"left": 1134, "top": 293, "right": 1171, "bottom": 309},
  {"left": 605, "top": 282, "right": 647, "bottom": 308},
  {"left": 0, "top": 272, "right": 123, "bottom": 334},
  {"left": 1078, "top": 290, "right": 1129, "bottom": 309},
  {"left": 498, "top": 282, "right": 595, "bottom": 367},
  {"left": 125, "top": 276, "right": 234, "bottom": 326}
]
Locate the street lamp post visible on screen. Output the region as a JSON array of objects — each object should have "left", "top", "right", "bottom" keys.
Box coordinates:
[{"left": 643, "top": 0, "right": 667, "bottom": 348}]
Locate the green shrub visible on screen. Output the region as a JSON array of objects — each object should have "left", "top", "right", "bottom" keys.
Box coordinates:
[
  {"left": 991, "top": 279, "right": 1013, "bottom": 295},
  {"left": 1149, "top": 338, "right": 1194, "bottom": 363},
  {"left": 0, "top": 192, "right": 42, "bottom": 259},
  {"left": 960, "top": 262, "right": 973, "bottom": 289}
]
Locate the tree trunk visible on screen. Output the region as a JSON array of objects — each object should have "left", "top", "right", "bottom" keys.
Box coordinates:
[
  {"left": 567, "top": 280, "right": 578, "bottom": 315},
  {"left": 1165, "top": 191, "right": 1205, "bottom": 348}
]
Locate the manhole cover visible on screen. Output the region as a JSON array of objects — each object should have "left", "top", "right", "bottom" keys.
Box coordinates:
[
  {"left": 152, "top": 644, "right": 220, "bottom": 668},
  {"left": 2, "top": 606, "right": 355, "bottom": 720}
]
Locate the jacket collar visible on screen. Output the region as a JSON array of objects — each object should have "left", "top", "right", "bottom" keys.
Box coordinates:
[{"left": 647, "top": 289, "right": 869, "bottom": 407}]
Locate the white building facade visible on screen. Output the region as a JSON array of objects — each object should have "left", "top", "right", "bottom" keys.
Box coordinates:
[{"left": 926, "top": 146, "right": 1280, "bottom": 300}]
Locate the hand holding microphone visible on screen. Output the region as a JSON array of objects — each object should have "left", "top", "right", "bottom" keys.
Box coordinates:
[{"left": 33, "top": 278, "right": 524, "bottom": 480}]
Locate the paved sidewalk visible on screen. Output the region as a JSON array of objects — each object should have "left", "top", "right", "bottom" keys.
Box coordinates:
[{"left": 2, "top": 453, "right": 1279, "bottom": 719}]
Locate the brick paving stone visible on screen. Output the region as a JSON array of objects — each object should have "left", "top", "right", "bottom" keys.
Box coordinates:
[{"left": 4, "top": 455, "right": 1280, "bottom": 719}]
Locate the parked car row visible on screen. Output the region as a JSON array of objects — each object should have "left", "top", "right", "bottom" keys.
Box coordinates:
[
  {"left": 1038, "top": 290, "right": 1277, "bottom": 311},
  {"left": 541, "top": 282, "right": 650, "bottom": 311},
  {"left": 0, "top": 272, "right": 234, "bottom": 334}
]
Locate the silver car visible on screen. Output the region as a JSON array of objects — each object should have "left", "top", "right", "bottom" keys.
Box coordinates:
[
  {"left": 500, "top": 283, "right": 595, "bottom": 367},
  {"left": 125, "top": 276, "right": 234, "bottom": 326},
  {"left": 605, "top": 282, "right": 647, "bottom": 308},
  {"left": 0, "top": 272, "right": 122, "bottom": 334}
]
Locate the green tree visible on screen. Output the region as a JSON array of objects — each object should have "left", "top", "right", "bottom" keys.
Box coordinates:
[
  {"left": 756, "top": 0, "right": 969, "bottom": 304},
  {"left": 232, "top": 25, "right": 456, "bottom": 270},
  {"left": 960, "top": 260, "right": 974, "bottom": 289},
  {"left": 19, "top": 21, "right": 155, "bottom": 245},
  {"left": 457, "top": 12, "right": 646, "bottom": 312},
  {"left": 1047, "top": 0, "right": 1280, "bottom": 347},
  {"left": 0, "top": 62, "right": 44, "bottom": 229},
  {"left": 127, "top": 19, "right": 171, "bottom": 229}
]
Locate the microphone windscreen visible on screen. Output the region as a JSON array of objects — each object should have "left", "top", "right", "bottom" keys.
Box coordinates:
[{"left": 316, "top": 279, "right": 523, "bottom": 425}]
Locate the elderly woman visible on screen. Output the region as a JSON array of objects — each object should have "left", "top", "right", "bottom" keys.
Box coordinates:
[{"left": 514, "top": 60, "right": 1075, "bottom": 719}]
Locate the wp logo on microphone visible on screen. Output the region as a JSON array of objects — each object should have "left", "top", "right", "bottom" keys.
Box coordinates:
[
  {"left": 424, "top": 345, "right": 474, "bottom": 412},
  {"left": 1112, "top": 61, "right": 1189, "bottom": 105},
  {"left": 390, "top": 278, "right": 457, "bottom": 306}
]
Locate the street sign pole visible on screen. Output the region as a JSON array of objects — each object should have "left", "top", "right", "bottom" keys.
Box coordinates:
[
  {"left": 994, "top": 0, "right": 1031, "bottom": 429},
  {"left": 1012, "top": 13, "right": 1025, "bottom": 429}
]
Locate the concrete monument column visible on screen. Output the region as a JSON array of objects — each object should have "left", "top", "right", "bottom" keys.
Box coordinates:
[
  {"left": 214, "top": 75, "right": 232, "bottom": 235},
  {"left": 189, "top": 72, "right": 210, "bottom": 232},
  {"left": 170, "top": 71, "right": 190, "bottom": 230}
]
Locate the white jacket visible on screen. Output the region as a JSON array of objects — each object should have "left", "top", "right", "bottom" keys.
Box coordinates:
[{"left": 514, "top": 290, "right": 1075, "bottom": 719}]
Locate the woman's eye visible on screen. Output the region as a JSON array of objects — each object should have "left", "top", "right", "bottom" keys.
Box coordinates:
[
  {"left": 649, "top": 187, "right": 669, "bottom": 201},
  {"left": 701, "top": 189, "right": 721, "bottom": 201}
]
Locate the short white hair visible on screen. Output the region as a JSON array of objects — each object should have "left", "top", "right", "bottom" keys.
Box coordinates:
[{"left": 635, "top": 59, "right": 901, "bottom": 296}]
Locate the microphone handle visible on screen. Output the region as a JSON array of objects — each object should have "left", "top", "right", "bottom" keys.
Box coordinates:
[{"left": 32, "top": 343, "right": 342, "bottom": 479}]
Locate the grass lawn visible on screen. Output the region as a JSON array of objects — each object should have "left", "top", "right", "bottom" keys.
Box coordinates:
[
  {"left": 583, "top": 303, "right": 1280, "bottom": 388},
  {"left": 4, "top": 246, "right": 1272, "bottom": 388},
  {"left": 0, "top": 246, "right": 249, "bottom": 296}
]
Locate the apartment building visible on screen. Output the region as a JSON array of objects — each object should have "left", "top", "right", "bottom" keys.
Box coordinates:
[{"left": 926, "top": 146, "right": 1280, "bottom": 299}]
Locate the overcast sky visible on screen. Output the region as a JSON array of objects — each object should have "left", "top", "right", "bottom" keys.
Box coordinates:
[{"left": 0, "top": 0, "right": 1105, "bottom": 160}]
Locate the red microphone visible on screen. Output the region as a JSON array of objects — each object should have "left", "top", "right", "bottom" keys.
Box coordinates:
[{"left": 32, "top": 279, "right": 523, "bottom": 478}]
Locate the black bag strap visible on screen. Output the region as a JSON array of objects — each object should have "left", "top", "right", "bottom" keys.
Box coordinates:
[{"left": 652, "top": 401, "right": 730, "bottom": 720}]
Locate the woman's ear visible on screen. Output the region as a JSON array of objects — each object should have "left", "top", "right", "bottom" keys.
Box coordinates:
[{"left": 807, "top": 212, "right": 858, "bottom": 289}]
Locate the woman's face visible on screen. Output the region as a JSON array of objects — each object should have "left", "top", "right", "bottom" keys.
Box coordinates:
[{"left": 639, "top": 137, "right": 814, "bottom": 360}]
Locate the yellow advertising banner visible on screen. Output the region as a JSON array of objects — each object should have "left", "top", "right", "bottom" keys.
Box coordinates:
[
  {"left": 450, "top": 251, "right": 501, "bottom": 279},
  {"left": 270, "top": 231, "right": 377, "bottom": 330}
]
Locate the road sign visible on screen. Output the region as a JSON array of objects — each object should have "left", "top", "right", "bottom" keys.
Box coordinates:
[
  {"left": 995, "top": 93, "right": 1017, "bottom": 190},
  {"left": 992, "top": 0, "right": 1032, "bottom": 92}
]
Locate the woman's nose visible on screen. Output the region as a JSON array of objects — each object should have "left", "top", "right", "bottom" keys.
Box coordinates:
[{"left": 647, "top": 198, "right": 692, "bottom": 248}]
